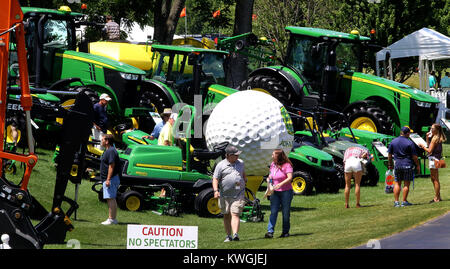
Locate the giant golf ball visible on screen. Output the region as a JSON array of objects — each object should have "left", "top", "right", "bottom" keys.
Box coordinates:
[{"left": 205, "top": 90, "right": 294, "bottom": 176}]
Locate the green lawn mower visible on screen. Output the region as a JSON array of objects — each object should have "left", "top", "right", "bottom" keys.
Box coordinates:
[
  {"left": 91, "top": 105, "right": 264, "bottom": 221},
  {"left": 289, "top": 105, "right": 379, "bottom": 188},
  {"left": 288, "top": 140, "right": 338, "bottom": 195},
  {"left": 284, "top": 110, "right": 338, "bottom": 195}
]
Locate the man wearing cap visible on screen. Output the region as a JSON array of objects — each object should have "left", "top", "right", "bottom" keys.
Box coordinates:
[
  {"left": 93, "top": 93, "right": 112, "bottom": 142},
  {"left": 212, "top": 145, "right": 248, "bottom": 242},
  {"left": 388, "top": 127, "right": 420, "bottom": 207},
  {"left": 158, "top": 113, "right": 177, "bottom": 146},
  {"left": 143, "top": 108, "right": 172, "bottom": 141}
]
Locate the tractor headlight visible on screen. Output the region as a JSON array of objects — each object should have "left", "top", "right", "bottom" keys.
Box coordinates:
[
  {"left": 119, "top": 72, "right": 140, "bottom": 80},
  {"left": 415, "top": 100, "right": 431, "bottom": 108},
  {"left": 306, "top": 156, "right": 318, "bottom": 163}
]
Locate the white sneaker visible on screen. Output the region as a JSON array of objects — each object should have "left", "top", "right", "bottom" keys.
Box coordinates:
[{"left": 101, "top": 218, "right": 118, "bottom": 225}]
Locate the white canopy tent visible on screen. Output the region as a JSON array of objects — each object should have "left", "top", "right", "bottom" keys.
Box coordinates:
[
  {"left": 376, "top": 27, "right": 450, "bottom": 91},
  {"left": 124, "top": 22, "right": 183, "bottom": 43}
]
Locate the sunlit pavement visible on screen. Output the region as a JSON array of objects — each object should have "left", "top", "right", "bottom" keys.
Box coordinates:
[{"left": 355, "top": 211, "right": 450, "bottom": 249}]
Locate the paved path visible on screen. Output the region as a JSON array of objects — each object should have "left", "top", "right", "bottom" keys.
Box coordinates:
[{"left": 355, "top": 211, "right": 450, "bottom": 249}]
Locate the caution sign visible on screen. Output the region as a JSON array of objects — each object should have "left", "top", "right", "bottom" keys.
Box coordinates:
[{"left": 127, "top": 225, "right": 198, "bottom": 249}]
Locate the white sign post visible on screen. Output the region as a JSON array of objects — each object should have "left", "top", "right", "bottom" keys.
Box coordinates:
[
  {"left": 127, "top": 225, "right": 198, "bottom": 249},
  {"left": 409, "top": 133, "right": 427, "bottom": 147}
]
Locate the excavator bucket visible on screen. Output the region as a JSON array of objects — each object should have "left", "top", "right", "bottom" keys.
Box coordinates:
[{"left": 34, "top": 89, "right": 94, "bottom": 245}]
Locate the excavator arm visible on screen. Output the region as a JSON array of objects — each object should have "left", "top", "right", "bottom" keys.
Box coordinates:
[{"left": 0, "top": 0, "right": 94, "bottom": 249}]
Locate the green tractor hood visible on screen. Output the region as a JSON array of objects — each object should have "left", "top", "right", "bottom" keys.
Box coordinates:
[
  {"left": 290, "top": 144, "right": 334, "bottom": 170},
  {"left": 322, "top": 140, "right": 355, "bottom": 159},
  {"left": 345, "top": 72, "right": 440, "bottom": 103},
  {"left": 57, "top": 50, "right": 146, "bottom": 75},
  {"left": 286, "top": 26, "right": 371, "bottom": 41},
  {"left": 119, "top": 144, "right": 183, "bottom": 179},
  {"left": 22, "top": 6, "right": 84, "bottom": 17}
]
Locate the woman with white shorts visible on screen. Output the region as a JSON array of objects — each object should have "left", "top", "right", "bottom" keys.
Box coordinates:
[{"left": 343, "top": 147, "right": 369, "bottom": 208}]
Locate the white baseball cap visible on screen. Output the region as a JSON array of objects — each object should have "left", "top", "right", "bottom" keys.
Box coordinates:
[
  {"left": 100, "top": 93, "right": 112, "bottom": 101},
  {"left": 169, "top": 113, "right": 178, "bottom": 120}
]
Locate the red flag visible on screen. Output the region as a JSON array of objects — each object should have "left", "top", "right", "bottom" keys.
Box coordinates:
[
  {"left": 252, "top": 14, "right": 257, "bottom": 20},
  {"left": 180, "top": 7, "right": 186, "bottom": 18},
  {"left": 212, "top": 9, "right": 221, "bottom": 18}
]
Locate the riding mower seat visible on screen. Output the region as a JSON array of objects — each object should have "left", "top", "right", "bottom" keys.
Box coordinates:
[
  {"left": 323, "top": 136, "right": 337, "bottom": 144},
  {"left": 192, "top": 148, "right": 223, "bottom": 161},
  {"left": 292, "top": 140, "right": 315, "bottom": 150},
  {"left": 293, "top": 134, "right": 317, "bottom": 148}
]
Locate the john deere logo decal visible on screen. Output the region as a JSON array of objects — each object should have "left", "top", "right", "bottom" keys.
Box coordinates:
[{"left": 280, "top": 106, "right": 294, "bottom": 135}]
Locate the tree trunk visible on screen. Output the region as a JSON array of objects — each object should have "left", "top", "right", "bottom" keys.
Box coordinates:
[
  {"left": 225, "top": 0, "right": 254, "bottom": 88},
  {"left": 153, "top": 0, "right": 186, "bottom": 44}
]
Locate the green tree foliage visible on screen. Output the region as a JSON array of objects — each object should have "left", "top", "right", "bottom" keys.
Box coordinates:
[
  {"left": 331, "top": 0, "right": 450, "bottom": 82},
  {"left": 175, "top": 0, "right": 234, "bottom": 36},
  {"left": 18, "top": 0, "right": 449, "bottom": 82},
  {"left": 252, "top": 0, "right": 337, "bottom": 60}
]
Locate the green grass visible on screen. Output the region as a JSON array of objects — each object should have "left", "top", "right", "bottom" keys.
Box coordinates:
[{"left": 9, "top": 143, "right": 450, "bottom": 249}]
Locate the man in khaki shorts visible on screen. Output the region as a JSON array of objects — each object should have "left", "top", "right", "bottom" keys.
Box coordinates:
[{"left": 213, "top": 145, "right": 247, "bottom": 242}]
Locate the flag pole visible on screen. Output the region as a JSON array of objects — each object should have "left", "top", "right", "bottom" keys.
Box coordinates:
[{"left": 184, "top": 8, "right": 187, "bottom": 39}]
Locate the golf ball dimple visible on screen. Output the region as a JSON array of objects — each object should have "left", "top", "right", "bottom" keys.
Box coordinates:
[{"left": 205, "top": 90, "right": 294, "bottom": 176}]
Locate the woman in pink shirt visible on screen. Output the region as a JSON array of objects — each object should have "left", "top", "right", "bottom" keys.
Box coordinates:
[{"left": 265, "top": 149, "right": 294, "bottom": 239}]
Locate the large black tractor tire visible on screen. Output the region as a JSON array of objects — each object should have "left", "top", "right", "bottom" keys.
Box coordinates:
[
  {"left": 59, "top": 87, "right": 99, "bottom": 109},
  {"left": 346, "top": 104, "right": 394, "bottom": 135},
  {"left": 118, "top": 190, "right": 144, "bottom": 211},
  {"left": 362, "top": 162, "right": 379, "bottom": 187},
  {"left": 194, "top": 187, "right": 222, "bottom": 218},
  {"left": 327, "top": 178, "right": 341, "bottom": 194},
  {"left": 335, "top": 163, "right": 345, "bottom": 189},
  {"left": 98, "top": 187, "right": 105, "bottom": 203},
  {"left": 291, "top": 170, "right": 314, "bottom": 195},
  {"left": 139, "top": 90, "right": 172, "bottom": 114},
  {"left": 137, "top": 89, "right": 173, "bottom": 133},
  {"left": 237, "top": 75, "right": 298, "bottom": 109}
]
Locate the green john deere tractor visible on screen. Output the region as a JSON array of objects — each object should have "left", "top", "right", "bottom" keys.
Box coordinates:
[
  {"left": 90, "top": 42, "right": 343, "bottom": 197},
  {"left": 81, "top": 45, "right": 239, "bottom": 175},
  {"left": 238, "top": 27, "right": 440, "bottom": 136},
  {"left": 7, "top": 45, "right": 67, "bottom": 148},
  {"left": 141, "top": 44, "right": 234, "bottom": 112},
  {"left": 18, "top": 6, "right": 157, "bottom": 137}
]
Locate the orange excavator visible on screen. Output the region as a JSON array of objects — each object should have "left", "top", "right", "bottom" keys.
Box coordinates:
[{"left": 0, "top": 0, "right": 93, "bottom": 249}]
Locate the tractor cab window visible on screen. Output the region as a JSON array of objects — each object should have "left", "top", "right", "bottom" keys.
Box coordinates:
[
  {"left": 286, "top": 36, "right": 327, "bottom": 91},
  {"left": 152, "top": 52, "right": 192, "bottom": 84},
  {"left": 152, "top": 51, "right": 195, "bottom": 102},
  {"left": 43, "top": 19, "right": 72, "bottom": 49},
  {"left": 201, "top": 53, "right": 226, "bottom": 86},
  {"left": 335, "top": 42, "right": 361, "bottom": 72}
]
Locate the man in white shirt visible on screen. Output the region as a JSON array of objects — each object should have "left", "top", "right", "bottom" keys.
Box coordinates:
[{"left": 158, "top": 113, "right": 177, "bottom": 146}]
